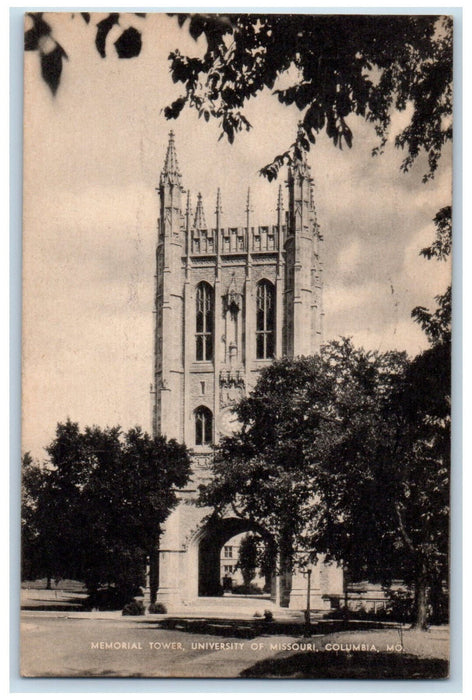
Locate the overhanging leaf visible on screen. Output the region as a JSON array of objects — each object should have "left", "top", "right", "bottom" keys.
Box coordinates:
[
  {"left": 40, "top": 43, "right": 67, "bottom": 95},
  {"left": 95, "top": 13, "right": 119, "bottom": 58},
  {"left": 114, "top": 27, "right": 142, "bottom": 59},
  {"left": 24, "top": 13, "right": 51, "bottom": 51}
]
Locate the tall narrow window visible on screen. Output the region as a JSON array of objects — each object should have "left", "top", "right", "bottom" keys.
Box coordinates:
[
  {"left": 195, "top": 406, "right": 213, "bottom": 445},
  {"left": 256, "top": 280, "right": 275, "bottom": 359},
  {"left": 196, "top": 282, "right": 214, "bottom": 361}
]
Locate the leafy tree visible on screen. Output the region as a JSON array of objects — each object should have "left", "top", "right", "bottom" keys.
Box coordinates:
[
  {"left": 412, "top": 205, "right": 452, "bottom": 345},
  {"left": 236, "top": 534, "right": 259, "bottom": 589},
  {"left": 200, "top": 339, "right": 449, "bottom": 627},
  {"left": 201, "top": 343, "right": 405, "bottom": 586},
  {"left": 200, "top": 353, "right": 335, "bottom": 587},
  {"left": 392, "top": 342, "right": 450, "bottom": 626},
  {"left": 21, "top": 452, "right": 59, "bottom": 587},
  {"left": 236, "top": 533, "right": 277, "bottom": 592},
  {"left": 166, "top": 13, "right": 452, "bottom": 182},
  {"left": 407, "top": 199, "right": 451, "bottom": 624},
  {"left": 305, "top": 341, "right": 449, "bottom": 628},
  {"left": 22, "top": 451, "right": 40, "bottom": 581},
  {"left": 21, "top": 420, "right": 191, "bottom": 601}
]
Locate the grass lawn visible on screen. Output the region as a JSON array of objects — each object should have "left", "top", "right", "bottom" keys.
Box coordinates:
[
  {"left": 240, "top": 627, "right": 449, "bottom": 679},
  {"left": 20, "top": 583, "right": 449, "bottom": 679}
]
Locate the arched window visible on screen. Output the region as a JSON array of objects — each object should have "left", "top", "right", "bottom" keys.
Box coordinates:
[
  {"left": 196, "top": 282, "right": 214, "bottom": 361},
  {"left": 256, "top": 280, "right": 275, "bottom": 359},
  {"left": 195, "top": 406, "right": 213, "bottom": 446}
]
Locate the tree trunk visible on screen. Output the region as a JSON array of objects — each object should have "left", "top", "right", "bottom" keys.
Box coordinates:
[
  {"left": 343, "top": 570, "right": 350, "bottom": 620},
  {"left": 149, "top": 541, "right": 160, "bottom": 604},
  {"left": 242, "top": 572, "right": 253, "bottom": 589},
  {"left": 277, "top": 528, "right": 293, "bottom": 608},
  {"left": 413, "top": 568, "right": 429, "bottom": 630}
]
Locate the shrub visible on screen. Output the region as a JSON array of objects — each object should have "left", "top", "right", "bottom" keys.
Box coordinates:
[
  {"left": 88, "top": 586, "right": 134, "bottom": 610},
  {"left": 264, "top": 609, "right": 274, "bottom": 621},
  {"left": 384, "top": 589, "right": 415, "bottom": 623},
  {"left": 122, "top": 599, "right": 145, "bottom": 616},
  {"left": 148, "top": 602, "right": 167, "bottom": 614}
]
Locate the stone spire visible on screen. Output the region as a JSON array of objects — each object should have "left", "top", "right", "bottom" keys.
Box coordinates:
[
  {"left": 276, "top": 183, "right": 284, "bottom": 232},
  {"left": 277, "top": 184, "right": 284, "bottom": 213},
  {"left": 193, "top": 192, "right": 207, "bottom": 229},
  {"left": 245, "top": 187, "right": 252, "bottom": 215},
  {"left": 185, "top": 190, "right": 192, "bottom": 231},
  {"left": 246, "top": 187, "right": 253, "bottom": 227},
  {"left": 291, "top": 121, "right": 311, "bottom": 179},
  {"left": 160, "top": 130, "right": 182, "bottom": 187},
  {"left": 215, "top": 188, "right": 222, "bottom": 216}
]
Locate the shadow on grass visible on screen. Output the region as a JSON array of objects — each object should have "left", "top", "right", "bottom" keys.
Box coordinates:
[
  {"left": 146, "top": 617, "right": 387, "bottom": 640},
  {"left": 149, "top": 617, "right": 271, "bottom": 639},
  {"left": 21, "top": 597, "right": 87, "bottom": 612},
  {"left": 240, "top": 650, "right": 449, "bottom": 679}
]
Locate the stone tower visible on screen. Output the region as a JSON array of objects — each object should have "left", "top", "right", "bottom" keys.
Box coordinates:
[{"left": 151, "top": 132, "right": 341, "bottom": 610}]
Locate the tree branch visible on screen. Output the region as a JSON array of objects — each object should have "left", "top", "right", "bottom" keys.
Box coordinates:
[{"left": 395, "top": 503, "right": 415, "bottom": 554}]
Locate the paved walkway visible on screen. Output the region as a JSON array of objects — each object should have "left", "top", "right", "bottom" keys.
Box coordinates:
[{"left": 21, "top": 588, "right": 305, "bottom": 620}]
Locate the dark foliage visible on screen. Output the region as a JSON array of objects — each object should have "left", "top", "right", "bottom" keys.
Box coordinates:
[
  {"left": 148, "top": 602, "right": 167, "bottom": 614},
  {"left": 24, "top": 13, "right": 452, "bottom": 186},
  {"left": 88, "top": 586, "right": 139, "bottom": 611},
  {"left": 39, "top": 43, "right": 67, "bottom": 95},
  {"left": 24, "top": 12, "right": 52, "bottom": 51},
  {"left": 114, "top": 27, "right": 142, "bottom": 59},
  {"left": 412, "top": 206, "right": 452, "bottom": 345},
  {"left": 95, "top": 13, "right": 119, "bottom": 57},
  {"left": 200, "top": 338, "right": 449, "bottom": 628},
  {"left": 236, "top": 534, "right": 259, "bottom": 588},
  {"left": 24, "top": 13, "right": 68, "bottom": 95},
  {"left": 166, "top": 13, "right": 452, "bottom": 182},
  {"left": 240, "top": 650, "right": 448, "bottom": 679},
  {"left": 122, "top": 599, "right": 145, "bottom": 616},
  {"left": 21, "top": 421, "right": 191, "bottom": 597},
  {"left": 25, "top": 12, "right": 145, "bottom": 93}
]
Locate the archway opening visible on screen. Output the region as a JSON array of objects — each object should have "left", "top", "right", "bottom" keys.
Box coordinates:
[{"left": 197, "top": 517, "right": 276, "bottom": 599}]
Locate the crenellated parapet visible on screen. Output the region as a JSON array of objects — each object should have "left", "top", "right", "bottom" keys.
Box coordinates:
[
  {"left": 189, "top": 225, "right": 288, "bottom": 255},
  {"left": 182, "top": 187, "right": 292, "bottom": 256}
]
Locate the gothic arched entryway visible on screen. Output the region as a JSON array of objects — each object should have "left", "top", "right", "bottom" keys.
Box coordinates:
[{"left": 194, "top": 516, "right": 276, "bottom": 598}]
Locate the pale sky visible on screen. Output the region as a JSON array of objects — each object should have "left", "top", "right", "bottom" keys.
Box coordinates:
[{"left": 22, "top": 12, "right": 452, "bottom": 460}]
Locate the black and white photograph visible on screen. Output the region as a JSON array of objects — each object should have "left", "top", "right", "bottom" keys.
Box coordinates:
[{"left": 21, "top": 11, "right": 452, "bottom": 679}]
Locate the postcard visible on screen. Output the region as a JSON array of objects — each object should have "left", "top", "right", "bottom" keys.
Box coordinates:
[{"left": 21, "top": 11, "right": 452, "bottom": 679}]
